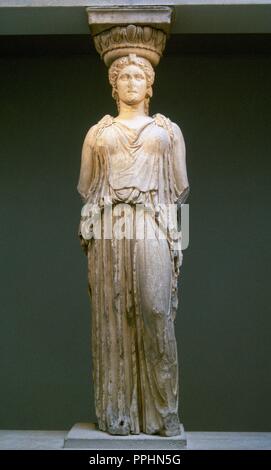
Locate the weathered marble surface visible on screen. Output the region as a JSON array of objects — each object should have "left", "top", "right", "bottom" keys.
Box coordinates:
[{"left": 77, "top": 10, "right": 189, "bottom": 438}]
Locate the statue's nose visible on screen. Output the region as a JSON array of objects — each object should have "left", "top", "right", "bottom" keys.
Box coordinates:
[{"left": 128, "top": 78, "right": 136, "bottom": 85}]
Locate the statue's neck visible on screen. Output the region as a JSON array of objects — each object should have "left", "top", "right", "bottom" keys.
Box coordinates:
[{"left": 118, "top": 101, "right": 147, "bottom": 120}]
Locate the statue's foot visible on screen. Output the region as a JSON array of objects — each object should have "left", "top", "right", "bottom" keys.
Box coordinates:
[
  {"left": 159, "top": 413, "right": 181, "bottom": 437},
  {"left": 159, "top": 426, "right": 181, "bottom": 437},
  {"left": 107, "top": 420, "right": 130, "bottom": 436}
]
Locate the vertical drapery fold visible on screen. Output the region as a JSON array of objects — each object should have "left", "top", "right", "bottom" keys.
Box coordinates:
[{"left": 80, "top": 113, "right": 189, "bottom": 436}]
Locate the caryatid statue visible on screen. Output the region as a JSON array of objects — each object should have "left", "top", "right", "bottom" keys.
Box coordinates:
[{"left": 77, "top": 12, "right": 189, "bottom": 438}]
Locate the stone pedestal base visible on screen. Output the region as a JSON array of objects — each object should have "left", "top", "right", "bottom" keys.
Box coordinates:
[{"left": 64, "top": 423, "right": 187, "bottom": 450}]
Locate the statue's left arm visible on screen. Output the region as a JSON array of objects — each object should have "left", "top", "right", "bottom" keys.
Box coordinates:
[
  {"left": 77, "top": 124, "right": 97, "bottom": 203},
  {"left": 172, "top": 122, "right": 190, "bottom": 205},
  {"left": 77, "top": 124, "right": 97, "bottom": 254}
]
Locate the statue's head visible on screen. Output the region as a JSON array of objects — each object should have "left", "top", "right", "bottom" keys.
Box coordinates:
[{"left": 108, "top": 54, "right": 155, "bottom": 115}]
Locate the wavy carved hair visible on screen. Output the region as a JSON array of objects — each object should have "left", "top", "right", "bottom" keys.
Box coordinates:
[{"left": 108, "top": 54, "right": 155, "bottom": 115}]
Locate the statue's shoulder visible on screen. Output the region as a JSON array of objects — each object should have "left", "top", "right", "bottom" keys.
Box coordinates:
[
  {"left": 85, "top": 114, "right": 114, "bottom": 143},
  {"left": 153, "top": 113, "right": 180, "bottom": 130},
  {"left": 152, "top": 113, "right": 175, "bottom": 143},
  {"left": 153, "top": 113, "right": 170, "bottom": 126},
  {"left": 95, "top": 114, "right": 114, "bottom": 139},
  {"left": 96, "top": 114, "right": 114, "bottom": 128},
  {"left": 153, "top": 113, "right": 183, "bottom": 140}
]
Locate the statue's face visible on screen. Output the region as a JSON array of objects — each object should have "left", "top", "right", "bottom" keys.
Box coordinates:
[{"left": 116, "top": 64, "right": 148, "bottom": 106}]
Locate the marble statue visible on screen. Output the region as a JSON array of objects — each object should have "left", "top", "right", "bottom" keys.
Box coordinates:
[{"left": 77, "top": 22, "right": 189, "bottom": 438}]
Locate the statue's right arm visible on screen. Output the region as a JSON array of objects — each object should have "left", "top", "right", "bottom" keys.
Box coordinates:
[{"left": 77, "top": 124, "right": 97, "bottom": 202}]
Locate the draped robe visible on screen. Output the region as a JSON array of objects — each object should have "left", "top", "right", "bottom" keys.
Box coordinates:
[{"left": 77, "top": 113, "right": 189, "bottom": 436}]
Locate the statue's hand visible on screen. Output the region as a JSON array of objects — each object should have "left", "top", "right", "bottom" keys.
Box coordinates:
[
  {"left": 78, "top": 206, "right": 95, "bottom": 255},
  {"left": 79, "top": 233, "right": 89, "bottom": 256}
]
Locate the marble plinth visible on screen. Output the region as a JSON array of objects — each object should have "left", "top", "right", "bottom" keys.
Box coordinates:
[{"left": 64, "top": 423, "right": 187, "bottom": 450}]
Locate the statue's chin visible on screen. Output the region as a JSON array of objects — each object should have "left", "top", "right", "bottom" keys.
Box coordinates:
[{"left": 122, "top": 97, "right": 143, "bottom": 106}]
